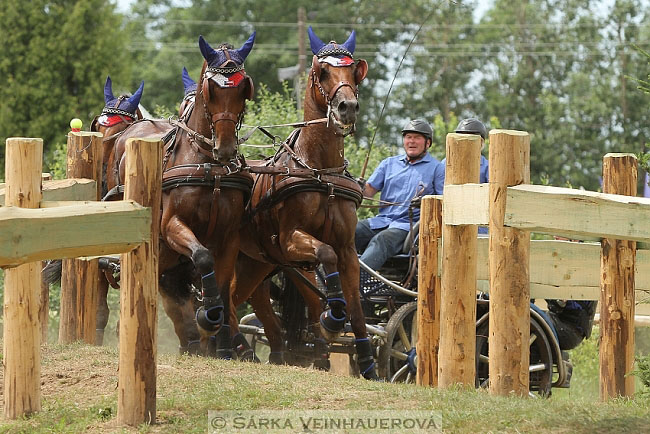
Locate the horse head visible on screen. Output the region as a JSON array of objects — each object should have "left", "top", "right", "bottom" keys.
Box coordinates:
[
  {"left": 91, "top": 76, "right": 144, "bottom": 164},
  {"left": 307, "top": 26, "right": 368, "bottom": 136},
  {"left": 192, "top": 32, "right": 256, "bottom": 163}
]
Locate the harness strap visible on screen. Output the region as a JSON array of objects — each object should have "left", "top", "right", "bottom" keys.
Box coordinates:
[
  {"left": 205, "top": 175, "right": 221, "bottom": 240},
  {"left": 211, "top": 111, "right": 239, "bottom": 124},
  {"left": 321, "top": 183, "right": 336, "bottom": 245},
  {"left": 169, "top": 119, "right": 214, "bottom": 158}
]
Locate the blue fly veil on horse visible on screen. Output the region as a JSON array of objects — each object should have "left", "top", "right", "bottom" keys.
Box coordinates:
[
  {"left": 308, "top": 26, "right": 356, "bottom": 66},
  {"left": 98, "top": 76, "right": 144, "bottom": 126},
  {"left": 182, "top": 67, "right": 197, "bottom": 97},
  {"left": 198, "top": 32, "right": 255, "bottom": 90}
]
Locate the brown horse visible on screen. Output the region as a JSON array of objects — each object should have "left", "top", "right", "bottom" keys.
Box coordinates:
[
  {"left": 230, "top": 27, "right": 377, "bottom": 378},
  {"left": 104, "top": 33, "right": 256, "bottom": 356}
]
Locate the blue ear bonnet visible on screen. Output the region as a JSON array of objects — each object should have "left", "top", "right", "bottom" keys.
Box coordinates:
[
  {"left": 181, "top": 67, "right": 197, "bottom": 96},
  {"left": 198, "top": 31, "right": 256, "bottom": 72},
  {"left": 102, "top": 76, "right": 144, "bottom": 116},
  {"left": 308, "top": 26, "right": 356, "bottom": 59}
]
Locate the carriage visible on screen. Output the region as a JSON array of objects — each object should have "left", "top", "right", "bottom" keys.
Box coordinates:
[{"left": 237, "top": 225, "right": 572, "bottom": 397}]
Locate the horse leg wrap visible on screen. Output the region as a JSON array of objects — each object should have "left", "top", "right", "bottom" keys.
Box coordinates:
[
  {"left": 214, "top": 325, "right": 233, "bottom": 360},
  {"left": 319, "top": 272, "right": 347, "bottom": 333},
  {"left": 233, "top": 333, "right": 260, "bottom": 363},
  {"left": 196, "top": 271, "right": 224, "bottom": 333},
  {"left": 355, "top": 338, "right": 378, "bottom": 380}
]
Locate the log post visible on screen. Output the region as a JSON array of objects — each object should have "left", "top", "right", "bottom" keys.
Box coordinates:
[
  {"left": 59, "top": 131, "right": 102, "bottom": 344},
  {"left": 438, "top": 133, "right": 481, "bottom": 387},
  {"left": 488, "top": 129, "right": 531, "bottom": 397},
  {"left": 416, "top": 196, "right": 443, "bottom": 386},
  {"left": 600, "top": 153, "right": 637, "bottom": 400},
  {"left": 4, "top": 137, "right": 43, "bottom": 418},
  {"left": 118, "top": 138, "right": 161, "bottom": 426}
]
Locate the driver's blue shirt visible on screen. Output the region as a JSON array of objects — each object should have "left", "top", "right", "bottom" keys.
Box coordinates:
[{"left": 366, "top": 152, "right": 444, "bottom": 232}]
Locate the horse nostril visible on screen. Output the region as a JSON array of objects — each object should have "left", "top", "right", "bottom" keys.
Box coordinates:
[{"left": 338, "top": 101, "right": 348, "bottom": 115}]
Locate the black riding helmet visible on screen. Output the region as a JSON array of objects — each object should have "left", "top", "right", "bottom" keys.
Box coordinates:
[
  {"left": 455, "top": 118, "right": 487, "bottom": 140},
  {"left": 402, "top": 119, "right": 433, "bottom": 142}
]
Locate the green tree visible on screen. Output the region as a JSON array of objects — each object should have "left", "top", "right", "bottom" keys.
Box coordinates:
[{"left": 0, "top": 0, "right": 131, "bottom": 177}]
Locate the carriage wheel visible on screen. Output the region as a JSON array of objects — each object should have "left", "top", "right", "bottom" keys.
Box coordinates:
[
  {"left": 377, "top": 301, "right": 418, "bottom": 383},
  {"left": 475, "top": 316, "right": 553, "bottom": 397}
]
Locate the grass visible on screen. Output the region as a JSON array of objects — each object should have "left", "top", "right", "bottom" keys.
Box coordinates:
[{"left": 0, "top": 340, "right": 649, "bottom": 433}]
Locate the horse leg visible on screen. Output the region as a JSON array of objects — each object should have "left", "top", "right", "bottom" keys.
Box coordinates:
[
  {"left": 158, "top": 253, "right": 202, "bottom": 354},
  {"left": 245, "top": 281, "right": 284, "bottom": 364},
  {"left": 287, "top": 271, "right": 330, "bottom": 370},
  {"left": 230, "top": 253, "right": 276, "bottom": 361},
  {"left": 338, "top": 245, "right": 378, "bottom": 380},
  {"left": 162, "top": 215, "right": 225, "bottom": 350},
  {"left": 159, "top": 288, "right": 202, "bottom": 355},
  {"left": 95, "top": 275, "right": 109, "bottom": 345},
  {"left": 281, "top": 229, "right": 347, "bottom": 341}
]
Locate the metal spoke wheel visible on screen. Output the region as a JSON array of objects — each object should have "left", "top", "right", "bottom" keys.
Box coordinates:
[
  {"left": 377, "top": 301, "right": 418, "bottom": 383},
  {"left": 475, "top": 315, "right": 554, "bottom": 397}
]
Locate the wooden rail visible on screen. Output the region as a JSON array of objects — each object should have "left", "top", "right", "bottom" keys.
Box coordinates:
[{"left": 417, "top": 132, "right": 645, "bottom": 400}]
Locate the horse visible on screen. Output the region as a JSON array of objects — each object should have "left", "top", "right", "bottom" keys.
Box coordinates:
[
  {"left": 229, "top": 27, "right": 377, "bottom": 378},
  {"left": 104, "top": 33, "right": 257, "bottom": 356}
]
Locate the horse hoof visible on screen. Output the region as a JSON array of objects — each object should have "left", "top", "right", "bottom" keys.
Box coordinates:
[
  {"left": 319, "top": 310, "right": 346, "bottom": 339},
  {"left": 196, "top": 306, "right": 224, "bottom": 333},
  {"left": 268, "top": 352, "right": 285, "bottom": 365},
  {"left": 362, "top": 364, "right": 379, "bottom": 380},
  {"left": 313, "top": 358, "right": 330, "bottom": 371},
  {"left": 319, "top": 324, "right": 343, "bottom": 342}
]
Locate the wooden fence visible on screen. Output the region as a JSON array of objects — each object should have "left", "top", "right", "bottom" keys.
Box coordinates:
[
  {"left": 416, "top": 129, "right": 649, "bottom": 401},
  {"left": 1, "top": 133, "right": 161, "bottom": 425}
]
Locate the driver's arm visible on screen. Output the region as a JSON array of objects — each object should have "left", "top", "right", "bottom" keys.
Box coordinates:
[{"left": 363, "top": 183, "right": 378, "bottom": 198}]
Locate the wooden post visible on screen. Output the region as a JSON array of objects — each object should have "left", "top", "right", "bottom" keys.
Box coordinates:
[
  {"left": 438, "top": 133, "right": 481, "bottom": 387},
  {"left": 59, "top": 131, "right": 102, "bottom": 344},
  {"left": 600, "top": 153, "right": 637, "bottom": 400},
  {"left": 488, "top": 129, "right": 531, "bottom": 397},
  {"left": 416, "top": 196, "right": 443, "bottom": 386},
  {"left": 3, "top": 137, "right": 43, "bottom": 418},
  {"left": 118, "top": 138, "right": 161, "bottom": 426}
]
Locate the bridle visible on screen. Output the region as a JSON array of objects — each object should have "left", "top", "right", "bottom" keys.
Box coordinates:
[
  {"left": 194, "top": 62, "right": 247, "bottom": 161},
  {"left": 311, "top": 61, "right": 359, "bottom": 137}
]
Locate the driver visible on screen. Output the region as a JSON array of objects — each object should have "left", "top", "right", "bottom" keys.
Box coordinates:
[{"left": 355, "top": 119, "right": 444, "bottom": 270}]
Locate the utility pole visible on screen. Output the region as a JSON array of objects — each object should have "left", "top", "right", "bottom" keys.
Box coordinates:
[{"left": 297, "top": 7, "right": 306, "bottom": 110}]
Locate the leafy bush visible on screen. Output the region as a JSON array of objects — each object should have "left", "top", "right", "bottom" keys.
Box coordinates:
[{"left": 635, "top": 354, "right": 650, "bottom": 391}]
